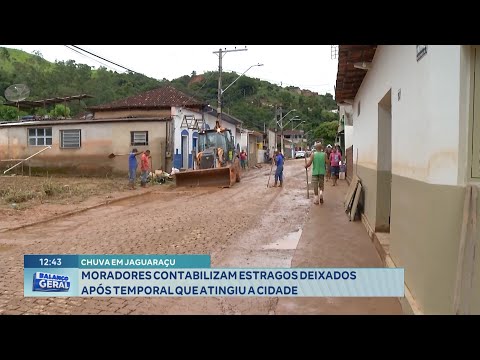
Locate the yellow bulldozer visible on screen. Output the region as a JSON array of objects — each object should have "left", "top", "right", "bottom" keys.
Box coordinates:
[{"left": 174, "top": 121, "right": 241, "bottom": 187}]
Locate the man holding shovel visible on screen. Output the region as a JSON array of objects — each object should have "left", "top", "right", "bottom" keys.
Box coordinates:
[{"left": 128, "top": 148, "right": 143, "bottom": 189}]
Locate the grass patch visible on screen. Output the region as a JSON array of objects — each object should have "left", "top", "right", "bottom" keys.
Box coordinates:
[
  {"left": 0, "top": 175, "right": 128, "bottom": 209},
  {"left": 3, "top": 188, "right": 37, "bottom": 203}
]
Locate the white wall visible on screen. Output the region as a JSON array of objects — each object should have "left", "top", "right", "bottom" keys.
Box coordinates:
[
  {"left": 203, "top": 112, "right": 218, "bottom": 130},
  {"left": 353, "top": 45, "right": 462, "bottom": 185},
  {"left": 240, "top": 133, "right": 248, "bottom": 151},
  {"left": 235, "top": 128, "right": 242, "bottom": 149},
  {"left": 221, "top": 120, "right": 236, "bottom": 143},
  {"left": 339, "top": 104, "right": 354, "bottom": 150},
  {"left": 267, "top": 129, "right": 276, "bottom": 151},
  {"left": 172, "top": 107, "right": 196, "bottom": 156},
  {"left": 345, "top": 125, "right": 354, "bottom": 149}
]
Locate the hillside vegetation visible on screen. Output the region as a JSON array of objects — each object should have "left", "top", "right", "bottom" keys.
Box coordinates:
[{"left": 0, "top": 47, "right": 338, "bottom": 144}]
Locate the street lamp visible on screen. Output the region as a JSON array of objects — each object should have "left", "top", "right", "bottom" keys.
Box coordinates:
[
  {"left": 222, "top": 63, "right": 264, "bottom": 95},
  {"left": 302, "top": 129, "right": 313, "bottom": 148},
  {"left": 292, "top": 120, "right": 306, "bottom": 131},
  {"left": 218, "top": 63, "right": 264, "bottom": 124},
  {"left": 283, "top": 115, "right": 301, "bottom": 129},
  {"left": 289, "top": 120, "right": 305, "bottom": 157},
  {"left": 276, "top": 109, "right": 296, "bottom": 155}
]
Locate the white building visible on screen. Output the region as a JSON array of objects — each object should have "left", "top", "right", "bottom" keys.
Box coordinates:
[
  {"left": 335, "top": 45, "right": 480, "bottom": 314},
  {"left": 338, "top": 104, "right": 353, "bottom": 150},
  {"left": 171, "top": 106, "right": 243, "bottom": 170},
  {"left": 89, "top": 86, "right": 244, "bottom": 172}
]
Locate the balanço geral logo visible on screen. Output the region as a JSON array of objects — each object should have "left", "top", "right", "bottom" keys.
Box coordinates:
[{"left": 32, "top": 272, "right": 71, "bottom": 292}]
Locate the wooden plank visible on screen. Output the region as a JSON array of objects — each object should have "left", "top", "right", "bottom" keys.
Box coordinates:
[
  {"left": 346, "top": 183, "right": 358, "bottom": 214},
  {"left": 453, "top": 185, "right": 472, "bottom": 314},
  {"left": 344, "top": 174, "right": 359, "bottom": 210},
  {"left": 344, "top": 178, "right": 359, "bottom": 213},
  {"left": 350, "top": 182, "right": 362, "bottom": 221},
  {"left": 463, "top": 185, "right": 477, "bottom": 314}
]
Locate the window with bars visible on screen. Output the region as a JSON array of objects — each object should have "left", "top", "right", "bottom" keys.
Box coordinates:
[
  {"left": 131, "top": 131, "right": 148, "bottom": 146},
  {"left": 60, "top": 129, "right": 81, "bottom": 148},
  {"left": 28, "top": 128, "right": 52, "bottom": 146}
]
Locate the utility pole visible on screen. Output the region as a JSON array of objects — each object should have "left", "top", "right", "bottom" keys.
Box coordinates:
[
  {"left": 213, "top": 47, "right": 247, "bottom": 125},
  {"left": 274, "top": 105, "right": 279, "bottom": 151},
  {"left": 279, "top": 106, "right": 284, "bottom": 155}
]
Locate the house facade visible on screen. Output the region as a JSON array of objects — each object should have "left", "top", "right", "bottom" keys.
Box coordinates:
[
  {"left": 169, "top": 106, "right": 243, "bottom": 170},
  {"left": 335, "top": 45, "right": 480, "bottom": 314},
  {"left": 0, "top": 118, "right": 168, "bottom": 175},
  {"left": 240, "top": 130, "right": 263, "bottom": 167},
  {"left": 338, "top": 104, "right": 353, "bottom": 150}
]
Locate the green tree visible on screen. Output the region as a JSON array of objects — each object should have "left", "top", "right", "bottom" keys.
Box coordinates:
[
  {"left": 0, "top": 48, "right": 10, "bottom": 61},
  {"left": 49, "top": 104, "right": 71, "bottom": 118},
  {"left": 313, "top": 120, "right": 338, "bottom": 146},
  {"left": 0, "top": 105, "right": 18, "bottom": 120}
]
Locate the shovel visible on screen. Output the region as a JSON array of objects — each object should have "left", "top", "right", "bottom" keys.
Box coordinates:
[
  {"left": 304, "top": 156, "right": 309, "bottom": 199},
  {"left": 108, "top": 153, "right": 129, "bottom": 159},
  {"left": 150, "top": 156, "right": 154, "bottom": 185},
  {"left": 266, "top": 157, "right": 275, "bottom": 188}
]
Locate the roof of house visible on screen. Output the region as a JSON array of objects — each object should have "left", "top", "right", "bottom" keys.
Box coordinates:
[
  {"left": 283, "top": 129, "right": 304, "bottom": 136},
  {"left": 242, "top": 129, "right": 263, "bottom": 137},
  {"left": 0, "top": 117, "right": 170, "bottom": 128},
  {"left": 203, "top": 106, "right": 244, "bottom": 126},
  {"left": 88, "top": 85, "right": 205, "bottom": 111},
  {"left": 3, "top": 94, "right": 94, "bottom": 110},
  {"left": 335, "top": 45, "right": 377, "bottom": 103}
]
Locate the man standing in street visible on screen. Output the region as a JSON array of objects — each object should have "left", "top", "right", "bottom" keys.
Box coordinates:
[
  {"left": 274, "top": 150, "right": 284, "bottom": 187},
  {"left": 305, "top": 142, "right": 326, "bottom": 204},
  {"left": 329, "top": 145, "right": 342, "bottom": 186},
  {"left": 140, "top": 149, "right": 151, "bottom": 187},
  {"left": 240, "top": 150, "right": 247, "bottom": 170},
  {"left": 128, "top": 148, "right": 143, "bottom": 189}
]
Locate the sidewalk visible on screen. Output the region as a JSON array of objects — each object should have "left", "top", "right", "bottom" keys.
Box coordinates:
[{"left": 276, "top": 179, "right": 404, "bottom": 315}]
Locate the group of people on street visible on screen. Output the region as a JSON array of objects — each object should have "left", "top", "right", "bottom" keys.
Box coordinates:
[
  {"left": 128, "top": 148, "right": 152, "bottom": 189},
  {"left": 269, "top": 143, "right": 343, "bottom": 194},
  {"left": 304, "top": 143, "right": 342, "bottom": 204},
  {"left": 127, "top": 142, "right": 342, "bottom": 200}
]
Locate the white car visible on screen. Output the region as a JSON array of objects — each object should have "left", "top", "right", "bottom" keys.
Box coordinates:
[{"left": 295, "top": 151, "right": 306, "bottom": 159}]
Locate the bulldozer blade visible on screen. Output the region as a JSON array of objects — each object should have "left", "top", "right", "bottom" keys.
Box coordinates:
[{"left": 175, "top": 167, "right": 235, "bottom": 188}]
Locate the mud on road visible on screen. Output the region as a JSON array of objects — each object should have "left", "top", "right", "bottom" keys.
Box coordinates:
[{"left": 0, "top": 161, "right": 312, "bottom": 315}]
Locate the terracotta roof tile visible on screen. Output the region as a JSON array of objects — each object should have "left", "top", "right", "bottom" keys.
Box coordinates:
[
  {"left": 335, "top": 45, "right": 377, "bottom": 103},
  {"left": 89, "top": 85, "right": 204, "bottom": 111}
]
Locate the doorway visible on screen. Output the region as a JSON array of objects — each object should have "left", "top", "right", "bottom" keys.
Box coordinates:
[
  {"left": 192, "top": 132, "right": 198, "bottom": 169},
  {"left": 376, "top": 89, "right": 392, "bottom": 232},
  {"left": 181, "top": 130, "right": 188, "bottom": 169}
]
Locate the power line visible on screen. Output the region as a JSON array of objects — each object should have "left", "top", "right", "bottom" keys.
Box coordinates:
[
  {"left": 70, "top": 45, "right": 139, "bottom": 74},
  {"left": 64, "top": 45, "right": 117, "bottom": 71},
  {"left": 180, "top": 71, "right": 218, "bottom": 107}
]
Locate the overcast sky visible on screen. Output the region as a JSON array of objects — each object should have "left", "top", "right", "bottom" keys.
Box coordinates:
[{"left": 6, "top": 45, "right": 338, "bottom": 95}]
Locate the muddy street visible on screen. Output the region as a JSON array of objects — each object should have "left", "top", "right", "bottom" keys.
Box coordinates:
[{"left": 0, "top": 160, "right": 314, "bottom": 315}]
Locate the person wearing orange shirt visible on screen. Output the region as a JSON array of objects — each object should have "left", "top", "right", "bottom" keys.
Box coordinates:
[{"left": 140, "top": 150, "right": 151, "bottom": 187}]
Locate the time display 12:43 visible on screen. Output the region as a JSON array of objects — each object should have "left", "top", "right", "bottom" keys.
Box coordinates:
[{"left": 39, "top": 258, "right": 62, "bottom": 266}]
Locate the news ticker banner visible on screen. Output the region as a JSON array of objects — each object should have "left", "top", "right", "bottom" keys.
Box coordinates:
[{"left": 24, "top": 254, "right": 405, "bottom": 297}]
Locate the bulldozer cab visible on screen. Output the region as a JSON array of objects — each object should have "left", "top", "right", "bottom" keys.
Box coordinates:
[
  {"left": 175, "top": 125, "right": 241, "bottom": 188},
  {"left": 199, "top": 131, "right": 226, "bottom": 152},
  {"left": 198, "top": 129, "right": 235, "bottom": 163}
]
